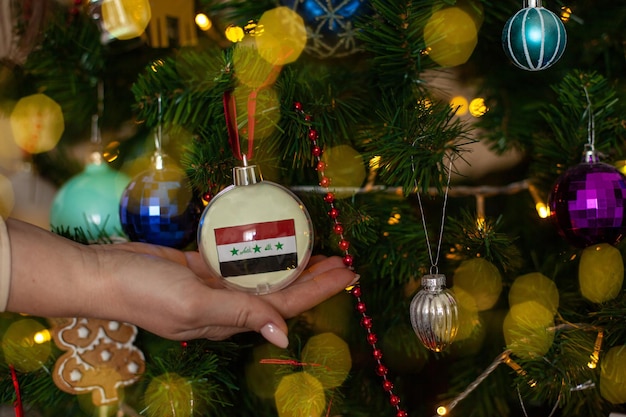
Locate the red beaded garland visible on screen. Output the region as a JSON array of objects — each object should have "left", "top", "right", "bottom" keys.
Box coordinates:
[
  {"left": 299, "top": 101, "right": 404, "bottom": 417},
  {"left": 382, "top": 380, "right": 394, "bottom": 391},
  {"left": 376, "top": 364, "right": 388, "bottom": 376},
  {"left": 372, "top": 348, "right": 383, "bottom": 360}
]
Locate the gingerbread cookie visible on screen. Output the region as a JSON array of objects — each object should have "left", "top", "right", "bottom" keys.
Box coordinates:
[{"left": 50, "top": 318, "right": 145, "bottom": 406}]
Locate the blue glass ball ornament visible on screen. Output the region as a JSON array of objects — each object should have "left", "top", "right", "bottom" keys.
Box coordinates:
[
  {"left": 50, "top": 157, "right": 130, "bottom": 240},
  {"left": 119, "top": 156, "right": 202, "bottom": 249},
  {"left": 280, "top": 0, "right": 369, "bottom": 59},
  {"left": 501, "top": 3, "right": 566, "bottom": 71}
]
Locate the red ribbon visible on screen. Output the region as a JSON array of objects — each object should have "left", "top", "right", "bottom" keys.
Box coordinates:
[
  {"left": 222, "top": 65, "right": 282, "bottom": 162},
  {"left": 9, "top": 365, "right": 24, "bottom": 417}
]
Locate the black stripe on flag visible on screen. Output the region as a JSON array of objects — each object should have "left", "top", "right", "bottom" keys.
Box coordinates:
[{"left": 220, "top": 253, "right": 298, "bottom": 277}]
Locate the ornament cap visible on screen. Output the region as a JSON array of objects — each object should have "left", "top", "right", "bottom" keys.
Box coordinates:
[
  {"left": 524, "top": 0, "right": 542, "bottom": 7},
  {"left": 582, "top": 145, "right": 600, "bottom": 163},
  {"left": 233, "top": 165, "right": 263, "bottom": 186},
  {"left": 421, "top": 274, "right": 448, "bottom": 291}
]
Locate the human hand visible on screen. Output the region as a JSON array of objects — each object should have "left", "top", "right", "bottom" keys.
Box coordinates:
[{"left": 95, "top": 243, "right": 358, "bottom": 347}]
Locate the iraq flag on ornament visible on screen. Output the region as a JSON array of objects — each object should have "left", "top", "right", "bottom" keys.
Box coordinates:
[{"left": 214, "top": 219, "right": 298, "bottom": 277}]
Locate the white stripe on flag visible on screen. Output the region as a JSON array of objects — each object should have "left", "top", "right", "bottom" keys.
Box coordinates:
[{"left": 216, "top": 236, "right": 297, "bottom": 262}]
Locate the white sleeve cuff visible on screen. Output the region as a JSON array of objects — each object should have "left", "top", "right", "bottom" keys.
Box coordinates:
[{"left": 0, "top": 216, "right": 11, "bottom": 311}]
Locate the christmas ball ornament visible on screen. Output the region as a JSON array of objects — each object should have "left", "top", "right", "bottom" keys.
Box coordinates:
[
  {"left": 600, "top": 345, "right": 626, "bottom": 404},
  {"left": 409, "top": 274, "right": 459, "bottom": 352},
  {"left": 548, "top": 159, "right": 626, "bottom": 248},
  {"left": 120, "top": 153, "right": 202, "bottom": 249},
  {"left": 197, "top": 164, "right": 313, "bottom": 294},
  {"left": 50, "top": 154, "right": 130, "bottom": 240},
  {"left": 579, "top": 243, "right": 624, "bottom": 304},
  {"left": 2, "top": 319, "right": 52, "bottom": 373},
  {"left": 501, "top": 0, "right": 567, "bottom": 71},
  {"left": 280, "top": 0, "right": 369, "bottom": 59}
]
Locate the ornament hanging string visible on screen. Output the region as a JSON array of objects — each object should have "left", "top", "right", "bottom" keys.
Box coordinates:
[
  {"left": 9, "top": 365, "right": 24, "bottom": 417},
  {"left": 583, "top": 85, "right": 596, "bottom": 153},
  {"left": 412, "top": 150, "right": 454, "bottom": 274}
]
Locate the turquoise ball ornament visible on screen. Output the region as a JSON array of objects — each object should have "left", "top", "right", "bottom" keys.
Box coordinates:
[
  {"left": 50, "top": 156, "right": 130, "bottom": 240},
  {"left": 502, "top": 2, "right": 566, "bottom": 71}
]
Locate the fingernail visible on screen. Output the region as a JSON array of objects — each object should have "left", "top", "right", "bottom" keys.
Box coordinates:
[
  {"left": 349, "top": 274, "right": 360, "bottom": 286},
  {"left": 260, "top": 323, "right": 289, "bottom": 348}
]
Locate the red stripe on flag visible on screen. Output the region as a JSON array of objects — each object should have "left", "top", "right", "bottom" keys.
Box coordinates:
[{"left": 215, "top": 219, "right": 296, "bottom": 245}]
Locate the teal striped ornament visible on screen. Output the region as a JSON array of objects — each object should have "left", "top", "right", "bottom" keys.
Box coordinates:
[{"left": 502, "top": 5, "right": 566, "bottom": 71}]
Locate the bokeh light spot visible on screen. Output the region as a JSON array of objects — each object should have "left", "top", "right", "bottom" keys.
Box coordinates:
[
  {"left": 509, "top": 272, "right": 559, "bottom": 315},
  {"left": 2, "top": 319, "right": 52, "bottom": 372},
  {"left": 453, "top": 258, "right": 502, "bottom": 311},
  {"left": 424, "top": 7, "right": 478, "bottom": 67},
  {"left": 320, "top": 144, "right": 366, "bottom": 198},
  {"left": 301, "top": 332, "right": 351, "bottom": 389},
  {"left": 256, "top": 7, "right": 306, "bottom": 65},
  {"left": 275, "top": 372, "right": 325, "bottom": 417},
  {"left": 10, "top": 93, "right": 64, "bottom": 154},
  {"left": 579, "top": 243, "right": 624, "bottom": 303},
  {"left": 101, "top": 0, "right": 151, "bottom": 40}
]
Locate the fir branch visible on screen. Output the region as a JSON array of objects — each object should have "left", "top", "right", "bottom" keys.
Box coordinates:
[{"left": 362, "top": 93, "right": 472, "bottom": 194}]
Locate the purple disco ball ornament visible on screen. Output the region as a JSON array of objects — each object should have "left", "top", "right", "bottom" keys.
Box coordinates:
[{"left": 548, "top": 161, "right": 626, "bottom": 248}]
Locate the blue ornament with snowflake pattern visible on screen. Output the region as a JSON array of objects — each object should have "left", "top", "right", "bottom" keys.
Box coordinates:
[{"left": 281, "top": 0, "right": 369, "bottom": 59}]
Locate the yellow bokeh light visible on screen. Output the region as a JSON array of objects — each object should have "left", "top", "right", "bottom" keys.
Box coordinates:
[
  {"left": 0, "top": 173, "right": 15, "bottom": 218},
  {"left": 560, "top": 6, "right": 572, "bottom": 23},
  {"left": 232, "top": 86, "right": 280, "bottom": 141},
  {"left": 437, "top": 406, "right": 448, "bottom": 416},
  {"left": 503, "top": 301, "right": 555, "bottom": 360},
  {"left": 232, "top": 43, "right": 282, "bottom": 88},
  {"left": 600, "top": 345, "right": 626, "bottom": 404},
  {"left": 535, "top": 202, "right": 550, "bottom": 218},
  {"left": 33, "top": 329, "right": 51, "bottom": 344},
  {"left": 144, "top": 373, "right": 194, "bottom": 417},
  {"left": 453, "top": 258, "right": 502, "bottom": 311},
  {"left": 424, "top": 7, "right": 478, "bottom": 67},
  {"left": 225, "top": 25, "right": 245, "bottom": 43},
  {"left": 275, "top": 372, "right": 326, "bottom": 417},
  {"left": 320, "top": 144, "right": 366, "bottom": 198},
  {"left": 101, "top": 0, "right": 151, "bottom": 40},
  {"left": 301, "top": 332, "right": 352, "bottom": 389},
  {"left": 469, "top": 97, "right": 488, "bottom": 117},
  {"left": 245, "top": 343, "right": 286, "bottom": 399},
  {"left": 2, "top": 319, "right": 52, "bottom": 372},
  {"left": 579, "top": 243, "right": 624, "bottom": 303},
  {"left": 451, "top": 286, "right": 480, "bottom": 343},
  {"left": 256, "top": 7, "right": 306, "bottom": 65},
  {"left": 449, "top": 95, "right": 468, "bottom": 116},
  {"left": 509, "top": 272, "right": 559, "bottom": 315},
  {"left": 10, "top": 93, "right": 64, "bottom": 154},
  {"left": 195, "top": 13, "right": 212, "bottom": 31}
]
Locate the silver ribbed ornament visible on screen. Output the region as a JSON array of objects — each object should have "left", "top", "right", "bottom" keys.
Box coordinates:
[{"left": 409, "top": 274, "right": 459, "bottom": 352}]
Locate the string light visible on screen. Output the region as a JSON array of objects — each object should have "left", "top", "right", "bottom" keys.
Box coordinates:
[
  {"left": 195, "top": 13, "right": 212, "bottom": 31},
  {"left": 587, "top": 330, "right": 603, "bottom": 369}
]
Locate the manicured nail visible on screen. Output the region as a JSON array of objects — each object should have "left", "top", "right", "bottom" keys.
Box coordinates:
[
  {"left": 349, "top": 274, "right": 360, "bottom": 286},
  {"left": 260, "top": 323, "right": 289, "bottom": 348}
]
